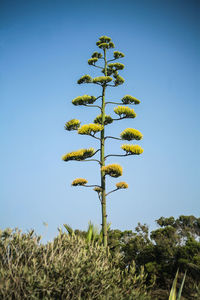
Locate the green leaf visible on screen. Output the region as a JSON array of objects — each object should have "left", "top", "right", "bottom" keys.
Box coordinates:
[
  {"left": 63, "top": 224, "right": 74, "bottom": 236},
  {"left": 177, "top": 271, "right": 187, "bottom": 300}
]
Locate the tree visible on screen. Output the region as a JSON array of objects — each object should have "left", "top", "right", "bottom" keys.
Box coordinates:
[{"left": 62, "top": 36, "right": 143, "bottom": 247}]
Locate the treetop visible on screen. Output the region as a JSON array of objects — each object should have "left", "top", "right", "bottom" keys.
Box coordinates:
[{"left": 99, "top": 36, "right": 112, "bottom": 43}]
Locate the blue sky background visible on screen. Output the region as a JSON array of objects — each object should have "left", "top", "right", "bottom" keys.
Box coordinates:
[{"left": 1, "top": 0, "right": 199, "bottom": 241}]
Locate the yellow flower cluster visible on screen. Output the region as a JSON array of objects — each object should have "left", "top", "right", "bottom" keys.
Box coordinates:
[
  {"left": 121, "top": 144, "right": 143, "bottom": 155},
  {"left": 96, "top": 36, "right": 115, "bottom": 49},
  {"left": 120, "top": 128, "right": 143, "bottom": 141},
  {"left": 64, "top": 119, "right": 80, "bottom": 131},
  {"left": 116, "top": 182, "right": 128, "bottom": 189},
  {"left": 114, "top": 106, "right": 136, "bottom": 118},
  {"left": 94, "top": 114, "right": 113, "bottom": 125},
  {"left": 108, "top": 63, "right": 125, "bottom": 70},
  {"left": 99, "top": 36, "right": 112, "bottom": 43},
  {"left": 72, "top": 95, "right": 96, "bottom": 106},
  {"left": 114, "top": 75, "right": 125, "bottom": 86},
  {"left": 72, "top": 178, "right": 88, "bottom": 186},
  {"left": 121, "top": 95, "right": 140, "bottom": 105},
  {"left": 77, "top": 75, "right": 93, "bottom": 84},
  {"left": 93, "top": 76, "right": 112, "bottom": 84},
  {"left": 78, "top": 124, "right": 103, "bottom": 135},
  {"left": 91, "top": 52, "right": 102, "bottom": 58},
  {"left": 113, "top": 51, "right": 125, "bottom": 59},
  {"left": 62, "top": 148, "right": 95, "bottom": 162},
  {"left": 88, "top": 57, "right": 98, "bottom": 65},
  {"left": 93, "top": 187, "right": 102, "bottom": 193},
  {"left": 101, "top": 164, "right": 123, "bottom": 178}
]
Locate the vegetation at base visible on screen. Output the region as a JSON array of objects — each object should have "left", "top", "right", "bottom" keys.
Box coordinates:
[
  {"left": 0, "top": 227, "right": 150, "bottom": 300},
  {"left": 1, "top": 215, "right": 199, "bottom": 299}
]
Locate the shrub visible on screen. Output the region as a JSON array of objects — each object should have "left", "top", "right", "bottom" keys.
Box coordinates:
[{"left": 0, "top": 228, "right": 151, "bottom": 299}]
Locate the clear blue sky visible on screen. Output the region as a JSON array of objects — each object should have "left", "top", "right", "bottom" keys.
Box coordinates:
[{"left": 1, "top": 0, "right": 199, "bottom": 241}]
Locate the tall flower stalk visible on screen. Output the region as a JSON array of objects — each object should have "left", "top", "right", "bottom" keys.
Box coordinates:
[{"left": 62, "top": 36, "right": 143, "bottom": 247}]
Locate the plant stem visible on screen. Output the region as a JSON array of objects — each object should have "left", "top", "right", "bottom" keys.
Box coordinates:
[{"left": 101, "top": 48, "right": 108, "bottom": 247}]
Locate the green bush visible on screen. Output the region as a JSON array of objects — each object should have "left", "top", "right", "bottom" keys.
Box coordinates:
[{"left": 0, "top": 228, "right": 151, "bottom": 300}]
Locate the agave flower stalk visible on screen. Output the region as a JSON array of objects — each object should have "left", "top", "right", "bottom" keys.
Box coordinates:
[{"left": 63, "top": 36, "right": 143, "bottom": 247}]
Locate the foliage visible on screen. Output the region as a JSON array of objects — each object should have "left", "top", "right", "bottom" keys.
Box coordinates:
[
  {"left": 0, "top": 228, "right": 151, "bottom": 300},
  {"left": 1, "top": 215, "right": 199, "bottom": 299},
  {"left": 169, "top": 270, "right": 187, "bottom": 300},
  {"left": 106, "top": 215, "right": 200, "bottom": 300}
]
